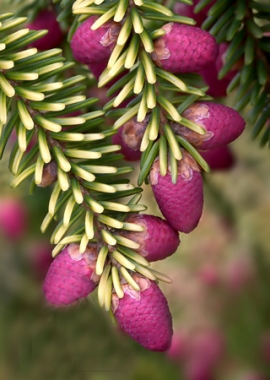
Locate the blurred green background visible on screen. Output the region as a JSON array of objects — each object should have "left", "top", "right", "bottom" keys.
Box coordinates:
[{"left": 1, "top": 1, "right": 270, "bottom": 379}]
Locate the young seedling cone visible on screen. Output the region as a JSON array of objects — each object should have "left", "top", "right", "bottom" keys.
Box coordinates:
[
  {"left": 172, "top": 102, "right": 245, "bottom": 150},
  {"left": 200, "top": 146, "right": 235, "bottom": 171},
  {"left": 152, "top": 23, "right": 218, "bottom": 74},
  {"left": 112, "top": 116, "right": 150, "bottom": 161},
  {"left": 27, "top": 9, "right": 63, "bottom": 50},
  {"left": 200, "top": 43, "right": 242, "bottom": 97},
  {"left": 113, "top": 276, "right": 173, "bottom": 351},
  {"left": 150, "top": 152, "right": 203, "bottom": 233},
  {"left": 71, "top": 16, "right": 120, "bottom": 64},
  {"left": 43, "top": 244, "right": 99, "bottom": 306},
  {"left": 121, "top": 214, "right": 180, "bottom": 261}
]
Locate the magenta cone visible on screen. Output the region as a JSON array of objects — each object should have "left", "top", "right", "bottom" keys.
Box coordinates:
[
  {"left": 150, "top": 153, "right": 204, "bottom": 233},
  {"left": 121, "top": 214, "right": 180, "bottom": 261},
  {"left": 152, "top": 23, "right": 218, "bottom": 74},
  {"left": 27, "top": 10, "right": 63, "bottom": 50},
  {"left": 200, "top": 43, "right": 242, "bottom": 97},
  {"left": 111, "top": 116, "right": 150, "bottom": 161},
  {"left": 43, "top": 244, "right": 99, "bottom": 306},
  {"left": 112, "top": 126, "right": 142, "bottom": 161},
  {"left": 200, "top": 146, "right": 235, "bottom": 171},
  {"left": 71, "top": 16, "right": 120, "bottom": 64},
  {"left": 172, "top": 102, "right": 245, "bottom": 150},
  {"left": 113, "top": 277, "right": 173, "bottom": 351}
]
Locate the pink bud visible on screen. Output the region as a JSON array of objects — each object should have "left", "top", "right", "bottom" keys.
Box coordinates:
[{"left": 27, "top": 9, "right": 63, "bottom": 50}]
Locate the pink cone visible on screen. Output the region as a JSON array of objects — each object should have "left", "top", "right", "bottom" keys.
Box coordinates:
[
  {"left": 174, "top": 0, "right": 215, "bottom": 27},
  {"left": 152, "top": 23, "right": 218, "bottom": 74},
  {"left": 200, "top": 60, "right": 231, "bottom": 97},
  {"left": 200, "top": 43, "right": 242, "bottom": 97},
  {"left": 0, "top": 197, "right": 27, "bottom": 240},
  {"left": 172, "top": 102, "right": 245, "bottom": 150},
  {"left": 113, "top": 276, "right": 173, "bottom": 351},
  {"left": 200, "top": 146, "right": 235, "bottom": 171},
  {"left": 71, "top": 16, "right": 120, "bottom": 64},
  {"left": 88, "top": 60, "right": 108, "bottom": 80},
  {"left": 112, "top": 126, "right": 142, "bottom": 161},
  {"left": 111, "top": 116, "right": 150, "bottom": 161},
  {"left": 121, "top": 214, "right": 180, "bottom": 261},
  {"left": 43, "top": 244, "right": 99, "bottom": 306},
  {"left": 27, "top": 9, "right": 63, "bottom": 50},
  {"left": 150, "top": 153, "right": 204, "bottom": 233}
]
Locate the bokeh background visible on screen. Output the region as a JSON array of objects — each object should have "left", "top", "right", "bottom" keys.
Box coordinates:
[{"left": 1, "top": 1, "right": 270, "bottom": 379}]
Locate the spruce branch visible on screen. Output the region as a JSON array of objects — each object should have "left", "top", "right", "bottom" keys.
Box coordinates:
[
  {"left": 72, "top": 0, "right": 212, "bottom": 187},
  {"left": 0, "top": 0, "right": 256, "bottom": 353},
  {"left": 198, "top": 0, "right": 270, "bottom": 147},
  {"left": 0, "top": 13, "right": 171, "bottom": 311}
]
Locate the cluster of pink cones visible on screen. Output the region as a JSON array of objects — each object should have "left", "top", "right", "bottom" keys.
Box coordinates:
[
  {"left": 44, "top": 214, "right": 181, "bottom": 351},
  {"left": 153, "top": 102, "right": 245, "bottom": 233},
  {"left": 112, "top": 101, "right": 245, "bottom": 234},
  {"left": 173, "top": 1, "right": 243, "bottom": 97},
  {"left": 42, "top": 7, "right": 246, "bottom": 353}
]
